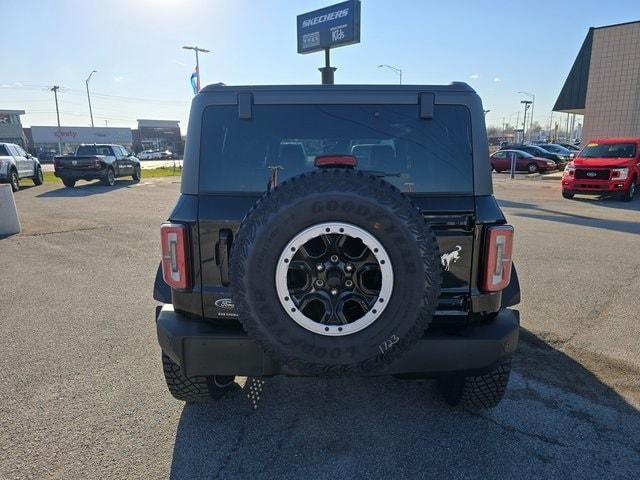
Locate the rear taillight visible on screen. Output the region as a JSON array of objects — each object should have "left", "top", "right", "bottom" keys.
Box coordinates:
[
  {"left": 482, "top": 225, "right": 514, "bottom": 292},
  {"left": 160, "top": 223, "right": 190, "bottom": 290}
]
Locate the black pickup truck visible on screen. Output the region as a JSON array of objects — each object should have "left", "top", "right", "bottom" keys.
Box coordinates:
[
  {"left": 154, "top": 83, "right": 520, "bottom": 410},
  {"left": 54, "top": 144, "right": 141, "bottom": 187}
]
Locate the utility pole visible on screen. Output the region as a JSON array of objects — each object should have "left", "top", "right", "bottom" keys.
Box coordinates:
[
  {"left": 377, "top": 64, "right": 402, "bottom": 84},
  {"left": 520, "top": 100, "right": 532, "bottom": 142},
  {"left": 85, "top": 70, "right": 97, "bottom": 128},
  {"left": 518, "top": 91, "right": 535, "bottom": 134},
  {"left": 51, "top": 86, "right": 63, "bottom": 154},
  {"left": 182, "top": 46, "right": 210, "bottom": 92}
]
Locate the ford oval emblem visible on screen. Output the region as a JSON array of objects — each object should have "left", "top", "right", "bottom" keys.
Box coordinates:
[
  {"left": 214, "top": 298, "right": 235, "bottom": 310},
  {"left": 586, "top": 171, "right": 596, "bottom": 177}
]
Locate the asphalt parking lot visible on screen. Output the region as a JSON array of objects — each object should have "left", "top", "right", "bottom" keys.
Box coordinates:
[{"left": 1, "top": 176, "right": 639, "bottom": 479}]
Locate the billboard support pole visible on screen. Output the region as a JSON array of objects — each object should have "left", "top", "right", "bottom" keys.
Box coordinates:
[{"left": 319, "top": 48, "right": 336, "bottom": 85}]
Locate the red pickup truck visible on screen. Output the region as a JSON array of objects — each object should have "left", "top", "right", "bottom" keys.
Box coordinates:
[{"left": 562, "top": 138, "right": 640, "bottom": 201}]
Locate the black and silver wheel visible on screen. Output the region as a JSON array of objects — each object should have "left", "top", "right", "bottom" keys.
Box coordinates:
[
  {"left": 276, "top": 222, "right": 393, "bottom": 337},
  {"left": 9, "top": 169, "right": 19, "bottom": 192},
  {"left": 438, "top": 358, "right": 512, "bottom": 410},
  {"left": 33, "top": 165, "right": 44, "bottom": 186},
  {"left": 562, "top": 189, "right": 574, "bottom": 199},
  {"left": 102, "top": 167, "right": 115, "bottom": 186},
  {"left": 231, "top": 169, "right": 442, "bottom": 375},
  {"left": 621, "top": 179, "right": 636, "bottom": 202},
  {"left": 162, "top": 354, "right": 236, "bottom": 402},
  {"left": 132, "top": 165, "right": 141, "bottom": 182},
  {"left": 527, "top": 163, "right": 538, "bottom": 174}
]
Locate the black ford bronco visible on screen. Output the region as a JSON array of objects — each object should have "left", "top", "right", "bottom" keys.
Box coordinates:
[{"left": 154, "top": 84, "right": 520, "bottom": 410}]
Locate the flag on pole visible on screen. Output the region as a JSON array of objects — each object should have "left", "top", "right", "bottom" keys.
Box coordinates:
[{"left": 190, "top": 65, "right": 200, "bottom": 94}]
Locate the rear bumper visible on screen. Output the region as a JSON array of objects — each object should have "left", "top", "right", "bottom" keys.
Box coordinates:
[
  {"left": 54, "top": 168, "right": 108, "bottom": 181},
  {"left": 156, "top": 305, "right": 519, "bottom": 378}
]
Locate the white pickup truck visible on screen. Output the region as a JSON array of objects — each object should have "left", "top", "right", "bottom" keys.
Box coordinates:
[{"left": 0, "top": 142, "right": 43, "bottom": 192}]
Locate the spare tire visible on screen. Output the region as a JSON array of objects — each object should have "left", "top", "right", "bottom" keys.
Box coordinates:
[{"left": 230, "top": 169, "right": 441, "bottom": 375}]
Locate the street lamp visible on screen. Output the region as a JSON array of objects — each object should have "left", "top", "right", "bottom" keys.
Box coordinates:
[
  {"left": 518, "top": 91, "right": 535, "bottom": 137},
  {"left": 377, "top": 64, "right": 402, "bottom": 84},
  {"left": 183, "top": 46, "right": 210, "bottom": 92},
  {"left": 85, "top": 70, "right": 97, "bottom": 128},
  {"left": 520, "top": 100, "right": 532, "bottom": 143}
]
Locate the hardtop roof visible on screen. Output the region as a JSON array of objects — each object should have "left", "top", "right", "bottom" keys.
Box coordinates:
[{"left": 199, "top": 82, "right": 475, "bottom": 94}]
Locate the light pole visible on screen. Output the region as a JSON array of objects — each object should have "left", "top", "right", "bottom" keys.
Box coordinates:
[
  {"left": 85, "top": 70, "right": 97, "bottom": 128},
  {"left": 51, "top": 86, "right": 62, "bottom": 154},
  {"left": 377, "top": 64, "right": 402, "bottom": 84},
  {"left": 520, "top": 100, "right": 532, "bottom": 142},
  {"left": 183, "top": 46, "right": 210, "bottom": 92},
  {"left": 518, "top": 91, "right": 535, "bottom": 136}
]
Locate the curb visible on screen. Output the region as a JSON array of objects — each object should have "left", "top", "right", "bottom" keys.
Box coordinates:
[{"left": 0, "top": 184, "right": 21, "bottom": 237}]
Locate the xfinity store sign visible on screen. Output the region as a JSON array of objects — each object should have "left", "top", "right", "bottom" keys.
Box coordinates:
[
  {"left": 31, "top": 126, "right": 132, "bottom": 145},
  {"left": 297, "top": 0, "right": 361, "bottom": 54}
]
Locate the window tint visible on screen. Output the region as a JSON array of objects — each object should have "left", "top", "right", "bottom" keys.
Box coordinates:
[
  {"left": 0, "top": 145, "right": 9, "bottom": 156},
  {"left": 493, "top": 151, "right": 505, "bottom": 159},
  {"left": 580, "top": 143, "right": 636, "bottom": 158},
  {"left": 76, "top": 145, "right": 114, "bottom": 156},
  {"left": 199, "top": 104, "right": 473, "bottom": 193}
]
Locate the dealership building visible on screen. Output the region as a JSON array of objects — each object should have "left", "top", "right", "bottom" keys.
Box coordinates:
[
  {"left": 554, "top": 21, "right": 640, "bottom": 143},
  {"left": 0, "top": 109, "right": 27, "bottom": 146},
  {"left": 133, "top": 119, "right": 183, "bottom": 155},
  {"left": 27, "top": 126, "right": 133, "bottom": 159}
]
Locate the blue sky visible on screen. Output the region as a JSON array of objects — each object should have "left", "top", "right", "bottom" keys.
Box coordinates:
[{"left": 1, "top": 0, "right": 637, "bottom": 132}]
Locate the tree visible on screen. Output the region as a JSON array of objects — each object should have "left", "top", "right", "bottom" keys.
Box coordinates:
[{"left": 487, "top": 126, "right": 501, "bottom": 137}]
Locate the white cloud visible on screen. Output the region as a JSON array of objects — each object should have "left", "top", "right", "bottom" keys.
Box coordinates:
[
  {"left": 172, "top": 60, "right": 187, "bottom": 67},
  {"left": 114, "top": 76, "right": 124, "bottom": 83},
  {"left": 470, "top": 73, "right": 479, "bottom": 80},
  {"left": 493, "top": 77, "right": 501, "bottom": 82}
]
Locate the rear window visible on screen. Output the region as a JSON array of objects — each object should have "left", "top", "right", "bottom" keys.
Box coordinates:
[
  {"left": 76, "top": 145, "right": 113, "bottom": 156},
  {"left": 199, "top": 104, "right": 473, "bottom": 193},
  {"left": 580, "top": 143, "right": 636, "bottom": 158}
]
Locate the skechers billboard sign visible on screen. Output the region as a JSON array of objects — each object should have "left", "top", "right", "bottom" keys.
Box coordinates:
[{"left": 297, "top": 0, "right": 361, "bottom": 54}]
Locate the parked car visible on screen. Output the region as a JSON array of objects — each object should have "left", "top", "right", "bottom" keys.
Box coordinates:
[
  {"left": 138, "top": 149, "right": 162, "bottom": 160},
  {"left": 159, "top": 150, "right": 175, "bottom": 160},
  {"left": 558, "top": 143, "right": 581, "bottom": 152},
  {"left": 0, "top": 142, "right": 43, "bottom": 192},
  {"left": 490, "top": 149, "right": 557, "bottom": 173},
  {"left": 153, "top": 83, "right": 520, "bottom": 410},
  {"left": 500, "top": 143, "right": 569, "bottom": 169},
  {"left": 562, "top": 137, "right": 639, "bottom": 201},
  {"left": 54, "top": 144, "right": 141, "bottom": 188},
  {"left": 540, "top": 143, "right": 576, "bottom": 159}
]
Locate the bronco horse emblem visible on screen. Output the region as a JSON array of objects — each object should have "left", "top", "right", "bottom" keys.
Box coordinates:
[{"left": 441, "top": 246, "right": 462, "bottom": 271}]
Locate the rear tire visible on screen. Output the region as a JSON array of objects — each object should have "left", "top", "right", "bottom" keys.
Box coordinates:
[
  {"left": 562, "top": 190, "right": 574, "bottom": 199},
  {"left": 437, "top": 358, "right": 512, "bottom": 410},
  {"left": 162, "top": 354, "right": 236, "bottom": 402},
  {"left": 9, "top": 169, "right": 19, "bottom": 192},
  {"left": 33, "top": 165, "right": 44, "bottom": 185},
  {"left": 527, "top": 163, "right": 539, "bottom": 174},
  {"left": 102, "top": 167, "right": 115, "bottom": 186},
  {"left": 621, "top": 179, "right": 636, "bottom": 202},
  {"left": 132, "top": 165, "right": 141, "bottom": 182},
  {"left": 62, "top": 178, "right": 76, "bottom": 188}
]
